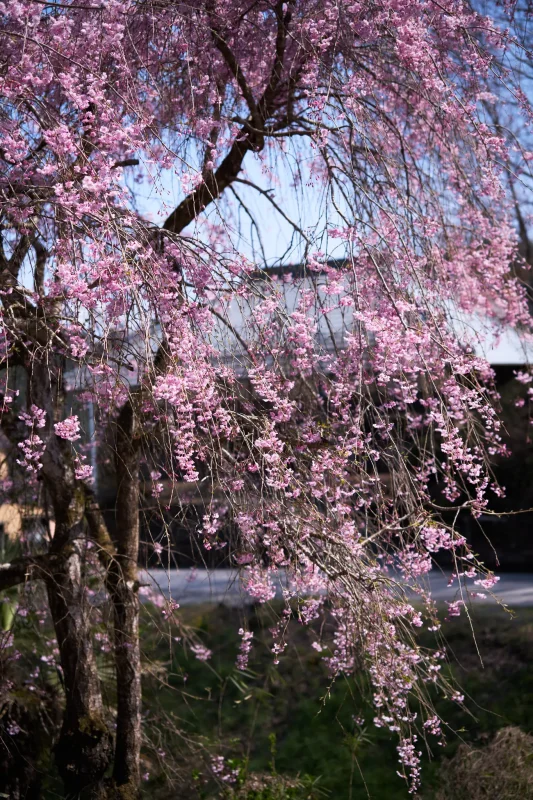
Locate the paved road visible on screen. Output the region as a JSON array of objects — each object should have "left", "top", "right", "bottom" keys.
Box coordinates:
[{"left": 141, "top": 568, "right": 533, "bottom": 607}]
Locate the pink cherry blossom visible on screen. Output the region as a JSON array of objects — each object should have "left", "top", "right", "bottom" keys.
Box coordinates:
[
  {"left": 1, "top": 0, "right": 532, "bottom": 792},
  {"left": 54, "top": 416, "right": 81, "bottom": 442}
]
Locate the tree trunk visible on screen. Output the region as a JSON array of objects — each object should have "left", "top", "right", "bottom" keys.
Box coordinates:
[
  {"left": 25, "top": 356, "right": 113, "bottom": 797},
  {"left": 46, "top": 546, "right": 113, "bottom": 798},
  {"left": 108, "top": 402, "right": 142, "bottom": 799}
]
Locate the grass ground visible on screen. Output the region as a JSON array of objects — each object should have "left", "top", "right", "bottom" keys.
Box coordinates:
[
  {"left": 4, "top": 598, "right": 533, "bottom": 798},
  {"left": 138, "top": 602, "right": 533, "bottom": 799}
]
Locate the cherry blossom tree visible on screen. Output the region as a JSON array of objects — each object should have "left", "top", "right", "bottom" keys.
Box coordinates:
[{"left": 1, "top": 0, "right": 532, "bottom": 797}]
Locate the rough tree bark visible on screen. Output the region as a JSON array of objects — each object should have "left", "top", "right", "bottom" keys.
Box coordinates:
[
  {"left": 0, "top": 280, "right": 143, "bottom": 796},
  {"left": 28, "top": 357, "right": 114, "bottom": 797},
  {"left": 46, "top": 546, "right": 113, "bottom": 799},
  {"left": 106, "top": 401, "right": 142, "bottom": 799}
]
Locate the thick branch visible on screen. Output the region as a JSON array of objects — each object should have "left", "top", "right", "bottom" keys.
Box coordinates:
[
  {"left": 163, "top": 1, "right": 292, "bottom": 235},
  {"left": 259, "top": 0, "right": 292, "bottom": 117},
  {"left": 33, "top": 237, "right": 48, "bottom": 295},
  {"left": 84, "top": 487, "right": 117, "bottom": 568},
  {"left": 164, "top": 135, "right": 253, "bottom": 234},
  {"left": 0, "top": 552, "right": 60, "bottom": 592},
  {"left": 211, "top": 26, "right": 260, "bottom": 130}
]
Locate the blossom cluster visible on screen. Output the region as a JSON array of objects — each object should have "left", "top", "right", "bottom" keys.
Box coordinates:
[{"left": 1, "top": 0, "right": 532, "bottom": 792}]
